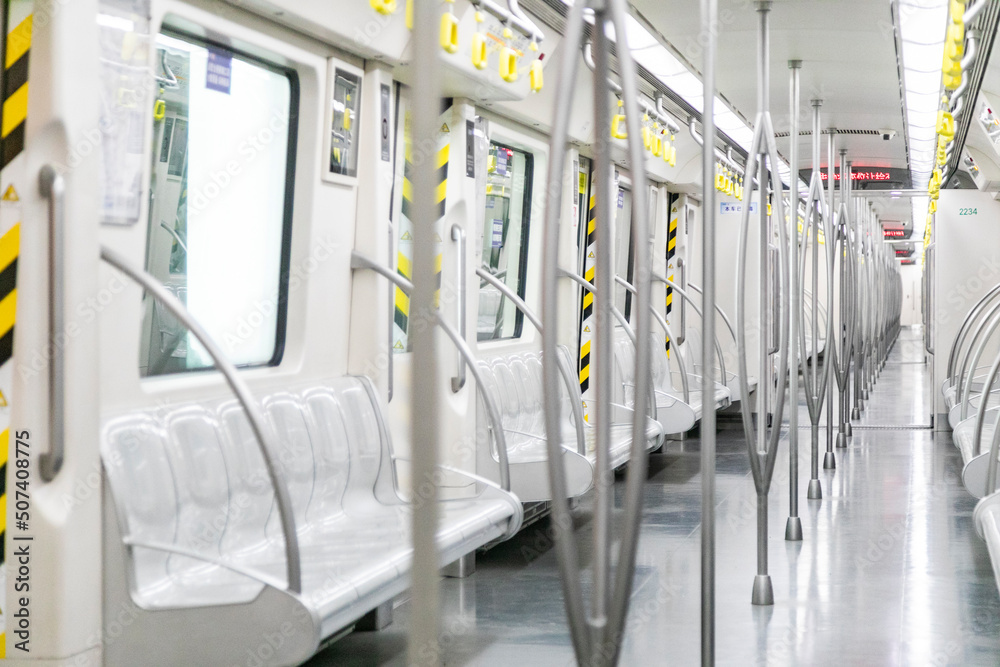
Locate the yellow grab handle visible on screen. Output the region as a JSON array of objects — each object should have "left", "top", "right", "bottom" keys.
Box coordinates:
[
  {"left": 370, "top": 0, "right": 397, "bottom": 15},
  {"left": 945, "top": 37, "right": 964, "bottom": 62},
  {"left": 930, "top": 168, "right": 942, "bottom": 190},
  {"left": 652, "top": 135, "right": 663, "bottom": 157},
  {"left": 943, "top": 52, "right": 962, "bottom": 78},
  {"left": 611, "top": 115, "right": 627, "bottom": 139},
  {"left": 440, "top": 13, "right": 459, "bottom": 54},
  {"left": 929, "top": 199, "right": 938, "bottom": 214},
  {"left": 943, "top": 69, "right": 962, "bottom": 91},
  {"left": 472, "top": 32, "right": 488, "bottom": 70},
  {"left": 153, "top": 99, "right": 166, "bottom": 121},
  {"left": 668, "top": 144, "right": 676, "bottom": 167},
  {"left": 406, "top": 0, "right": 413, "bottom": 29},
  {"left": 642, "top": 125, "right": 651, "bottom": 150},
  {"left": 937, "top": 110, "right": 955, "bottom": 140},
  {"left": 529, "top": 59, "right": 543, "bottom": 92},
  {"left": 499, "top": 46, "right": 518, "bottom": 82},
  {"left": 951, "top": 0, "right": 966, "bottom": 23},
  {"left": 947, "top": 21, "right": 964, "bottom": 47}
]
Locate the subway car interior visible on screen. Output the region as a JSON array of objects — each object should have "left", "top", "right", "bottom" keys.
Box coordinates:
[{"left": 2, "top": 0, "right": 1000, "bottom": 664}]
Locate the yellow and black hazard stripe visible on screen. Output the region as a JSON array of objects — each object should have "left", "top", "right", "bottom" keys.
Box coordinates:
[
  {"left": 396, "top": 131, "right": 449, "bottom": 332},
  {"left": 665, "top": 207, "right": 678, "bottom": 354},
  {"left": 1, "top": 14, "right": 30, "bottom": 171},
  {"left": 579, "top": 192, "right": 596, "bottom": 394},
  {"left": 0, "top": 224, "right": 16, "bottom": 590}
]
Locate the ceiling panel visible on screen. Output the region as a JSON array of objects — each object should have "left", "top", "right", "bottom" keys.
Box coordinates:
[{"left": 631, "top": 0, "right": 907, "bottom": 173}]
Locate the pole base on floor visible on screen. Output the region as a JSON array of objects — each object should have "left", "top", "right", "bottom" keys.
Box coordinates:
[
  {"left": 823, "top": 451, "right": 836, "bottom": 470},
  {"left": 844, "top": 422, "right": 852, "bottom": 437},
  {"left": 807, "top": 478, "right": 822, "bottom": 499},
  {"left": 851, "top": 407, "right": 861, "bottom": 420},
  {"left": 751, "top": 574, "right": 774, "bottom": 606},
  {"left": 785, "top": 516, "right": 803, "bottom": 541},
  {"left": 837, "top": 432, "right": 849, "bottom": 448},
  {"left": 863, "top": 389, "right": 869, "bottom": 401}
]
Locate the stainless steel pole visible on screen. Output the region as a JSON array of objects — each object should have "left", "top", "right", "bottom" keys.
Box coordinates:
[
  {"left": 408, "top": 0, "right": 443, "bottom": 661},
  {"left": 701, "top": 0, "right": 719, "bottom": 658},
  {"left": 785, "top": 60, "right": 803, "bottom": 541}
]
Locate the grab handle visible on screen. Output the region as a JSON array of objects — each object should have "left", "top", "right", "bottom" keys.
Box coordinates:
[
  {"left": 451, "top": 224, "right": 466, "bottom": 392},
  {"left": 39, "top": 166, "right": 65, "bottom": 482}
]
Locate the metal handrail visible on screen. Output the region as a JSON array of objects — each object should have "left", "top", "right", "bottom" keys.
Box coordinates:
[
  {"left": 451, "top": 224, "right": 467, "bottom": 393},
  {"left": 786, "top": 64, "right": 802, "bottom": 539},
  {"left": 40, "top": 166, "right": 65, "bottom": 482},
  {"left": 100, "top": 245, "right": 302, "bottom": 595},
  {"left": 352, "top": 253, "right": 512, "bottom": 491},
  {"left": 474, "top": 266, "right": 586, "bottom": 457},
  {"left": 948, "top": 284, "right": 1000, "bottom": 388},
  {"left": 650, "top": 272, "right": 727, "bottom": 389},
  {"left": 540, "top": 0, "right": 654, "bottom": 660},
  {"left": 956, "top": 299, "right": 1000, "bottom": 414},
  {"left": 975, "top": 346, "right": 1000, "bottom": 468},
  {"left": 961, "top": 307, "right": 1000, "bottom": 421},
  {"left": 734, "top": 0, "right": 790, "bottom": 607},
  {"left": 614, "top": 274, "right": 691, "bottom": 405},
  {"left": 436, "top": 316, "right": 510, "bottom": 490}
]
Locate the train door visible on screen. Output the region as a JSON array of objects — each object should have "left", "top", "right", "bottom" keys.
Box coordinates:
[{"left": 384, "top": 95, "right": 483, "bottom": 480}]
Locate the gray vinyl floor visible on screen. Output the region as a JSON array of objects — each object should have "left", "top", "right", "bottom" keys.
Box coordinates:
[{"left": 310, "top": 326, "right": 1000, "bottom": 665}]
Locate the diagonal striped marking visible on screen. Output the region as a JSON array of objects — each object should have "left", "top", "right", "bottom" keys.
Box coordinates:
[
  {"left": 5, "top": 15, "right": 32, "bottom": 68},
  {"left": 0, "top": 223, "right": 20, "bottom": 274},
  {"left": 2, "top": 82, "right": 27, "bottom": 139},
  {"left": 0, "top": 288, "right": 16, "bottom": 339}
]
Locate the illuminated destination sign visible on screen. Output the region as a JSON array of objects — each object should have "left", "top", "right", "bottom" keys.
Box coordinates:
[
  {"left": 799, "top": 167, "right": 910, "bottom": 190},
  {"left": 883, "top": 228, "right": 908, "bottom": 239},
  {"left": 820, "top": 171, "right": 890, "bottom": 181}
]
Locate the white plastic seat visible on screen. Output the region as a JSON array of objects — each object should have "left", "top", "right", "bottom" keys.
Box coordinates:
[
  {"left": 478, "top": 284, "right": 503, "bottom": 340},
  {"left": 103, "top": 376, "right": 521, "bottom": 663},
  {"left": 950, "top": 410, "right": 1000, "bottom": 498},
  {"left": 686, "top": 325, "right": 754, "bottom": 403},
  {"left": 974, "top": 491, "right": 1000, "bottom": 595},
  {"left": 612, "top": 329, "right": 690, "bottom": 440},
  {"left": 475, "top": 346, "right": 594, "bottom": 502}
]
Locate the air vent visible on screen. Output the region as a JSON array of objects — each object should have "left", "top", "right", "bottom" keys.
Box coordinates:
[{"left": 774, "top": 129, "right": 884, "bottom": 138}]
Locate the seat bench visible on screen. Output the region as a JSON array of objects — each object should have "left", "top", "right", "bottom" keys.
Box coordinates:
[
  {"left": 103, "top": 376, "right": 521, "bottom": 664},
  {"left": 476, "top": 346, "right": 594, "bottom": 502}
]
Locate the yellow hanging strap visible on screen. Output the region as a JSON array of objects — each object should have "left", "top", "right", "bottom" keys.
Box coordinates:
[{"left": 611, "top": 99, "right": 627, "bottom": 139}]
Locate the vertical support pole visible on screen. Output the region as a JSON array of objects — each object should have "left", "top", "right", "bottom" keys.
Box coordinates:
[
  {"left": 701, "top": 0, "right": 718, "bottom": 660},
  {"left": 590, "top": 10, "right": 613, "bottom": 638},
  {"left": 408, "top": 0, "right": 442, "bottom": 663},
  {"left": 785, "top": 60, "right": 803, "bottom": 541},
  {"left": 751, "top": 0, "right": 774, "bottom": 607}
]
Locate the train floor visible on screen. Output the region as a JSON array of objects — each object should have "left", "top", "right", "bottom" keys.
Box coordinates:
[{"left": 309, "top": 326, "right": 1000, "bottom": 665}]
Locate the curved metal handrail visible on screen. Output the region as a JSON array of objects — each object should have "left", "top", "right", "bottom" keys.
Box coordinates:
[
  {"left": 650, "top": 272, "right": 727, "bottom": 389},
  {"left": 475, "top": 266, "right": 586, "bottom": 457},
  {"left": 615, "top": 274, "right": 691, "bottom": 405},
  {"left": 540, "top": 0, "right": 654, "bottom": 659},
  {"left": 961, "top": 307, "right": 1000, "bottom": 422},
  {"left": 948, "top": 284, "right": 1000, "bottom": 389},
  {"left": 733, "top": 0, "right": 790, "bottom": 608},
  {"left": 100, "top": 245, "right": 302, "bottom": 595},
  {"left": 353, "top": 253, "right": 512, "bottom": 491}
]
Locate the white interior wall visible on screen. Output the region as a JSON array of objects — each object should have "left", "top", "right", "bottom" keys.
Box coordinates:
[
  {"left": 932, "top": 190, "right": 1000, "bottom": 419},
  {"left": 900, "top": 263, "right": 922, "bottom": 326}
]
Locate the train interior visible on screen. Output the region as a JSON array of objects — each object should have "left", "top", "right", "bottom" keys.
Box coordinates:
[{"left": 0, "top": 0, "right": 999, "bottom": 664}]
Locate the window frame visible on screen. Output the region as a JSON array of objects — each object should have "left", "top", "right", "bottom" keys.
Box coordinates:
[
  {"left": 482, "top": 139, "right": 534, "bottom": 341},
  {"left": 144, "top": 27, "right": 300, "bottom": 376}
]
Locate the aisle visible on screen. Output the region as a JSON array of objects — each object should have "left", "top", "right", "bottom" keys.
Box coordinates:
[{"left": 310, "top": 326, "right": 1000, "bottom": 666}]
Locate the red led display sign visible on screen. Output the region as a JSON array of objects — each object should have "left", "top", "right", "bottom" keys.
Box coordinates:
[
  {"left": 820, "top": 171, "right": 891, "bottom": 181},
  {"left": 884, "top": 229, "right": 907, "bottom": 238}
]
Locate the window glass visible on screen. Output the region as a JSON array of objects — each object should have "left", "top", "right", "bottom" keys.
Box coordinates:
[
  {"left": 614, "top": 186, "right": 633, "bottom": 320},
  {"left": 478, "top": 142, "right": 533, "bottom": 341},
  {"left": 140, "top": 31, "right": 295, "bottom": 377},
  {"left": 329, "top": 69, "right": 361, "bottom": 177}
]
